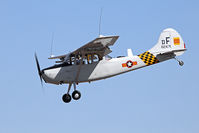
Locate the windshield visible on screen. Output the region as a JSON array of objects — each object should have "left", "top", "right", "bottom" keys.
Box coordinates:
[{"left": 105, "top": 55, "right": 112, "bottom": 60}]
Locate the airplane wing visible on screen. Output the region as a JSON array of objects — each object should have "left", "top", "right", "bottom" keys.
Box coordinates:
[
  {"left": 72, "top": 35, "right": 119, "bottom": 56},
  {"left": 48, "top": 35, "right": 119, "bottom": 62}
]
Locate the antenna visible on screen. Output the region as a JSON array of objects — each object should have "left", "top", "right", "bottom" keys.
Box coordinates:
[
  {"left": 50, "top": 32, "right": 55, "bottom": 57},
  {"left": 98, "top": 8, "right": 103, "bottom": 37}
]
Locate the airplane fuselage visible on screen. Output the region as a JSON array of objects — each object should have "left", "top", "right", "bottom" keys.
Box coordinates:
[
  {"left": 41, "top": 28, "right": 186, "bottom": 86},
  {"left": 41, "top": 54, "right": 158, "bottom": 85}
]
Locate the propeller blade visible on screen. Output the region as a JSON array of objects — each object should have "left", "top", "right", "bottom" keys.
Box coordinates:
[
  {"left": 34, "top": 53, "right": 45, "bottom": 94},
  {"left": 35, "top": 53, "right": 41, "bottom": 75},
  {"left": 35, "top": 53, "right": 44, "bottom": 87}
]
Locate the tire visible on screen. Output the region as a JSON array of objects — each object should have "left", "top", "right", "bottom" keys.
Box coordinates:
[
  {"left": 179, "top": 61, "right": 184, "bottom": 66},
  {"left": 72, "top": 90, "right": 81, "bottom": 100},
  {"left": 62, "top": 94, "right": 71, "bottom": 103}
]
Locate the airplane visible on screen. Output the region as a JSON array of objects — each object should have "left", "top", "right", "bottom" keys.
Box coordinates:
[{"left": 35, "top": 28, "right": 186, "bottom": 103}]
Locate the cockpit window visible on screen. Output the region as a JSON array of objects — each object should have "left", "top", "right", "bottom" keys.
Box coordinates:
[
  {"left": 105, "top": 55, "right": 112, "bottom": 60},
  {"left": 93, "top": 54, "right": 99, "bottom": 62},
  {"left": 46, "top": 53, "right": 102, "bottom": 70},
  {"left": 43, "top": 62, "right": 71, "bottom": 71}
]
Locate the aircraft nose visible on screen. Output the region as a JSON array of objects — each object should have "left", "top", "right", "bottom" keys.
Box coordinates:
[
  {"left": 41, "top": 69, "right": 59, "bottom": 84},
  {"left": 41, "top": 69, "right": 44, "bottom": 75},
  {"left": 41, "top": 70, "right": 51, "bottom": 79},
  {"left": 40, "top": 69, "right": 47, "bottom": 82},
  {"left": 41, "top": 69, "right": 55, "bottom": 83}
]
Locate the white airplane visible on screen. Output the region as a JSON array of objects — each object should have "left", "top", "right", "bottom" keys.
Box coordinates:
[{"left": 35, "top": 28, "right": 186, "bottom": 103}]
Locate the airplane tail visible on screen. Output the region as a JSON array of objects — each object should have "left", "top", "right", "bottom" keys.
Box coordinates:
[
  {"left": 149, "top": 28, "right": 186, "bottom": 56},
  {"left": 138, "top": 28, "right": 186, "bottom": 66}
]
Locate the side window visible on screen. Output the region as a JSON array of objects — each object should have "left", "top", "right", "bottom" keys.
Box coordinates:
[
  {"left": 76, "top": 55, "right": 80, "bottom": 65},
  {"left": 93, "top": 54, "right": 99, "bottom": 62},
  {"left": 71, "top": 57, "right": 75, "bottom": 65},
  {"left": 83, "top": 56, "right": 87, "bottom": 65},
  {"left": 69, "top": 54, "right": 100, "bottom": 65},
  {"left": 87, "top": 54, "right": 92, "bottom": 64}
]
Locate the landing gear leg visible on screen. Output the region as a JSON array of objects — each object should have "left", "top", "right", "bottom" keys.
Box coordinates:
[
  {"left": 174, "top": 57, "right": 184, "bottom": 66},
  {"left": 72, "top": 83, "right": 81, "bottom": 100},
  {"left": 62, "top": 83, "right": 72, "bottom": 103}
]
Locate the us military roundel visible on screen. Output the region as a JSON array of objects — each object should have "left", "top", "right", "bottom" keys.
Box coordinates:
[
  {"left": 126, "top": 60, "right": 133, "bottom": 68},
  {"left": 122, "top": 60, "right": 137, "bottom": 68}
]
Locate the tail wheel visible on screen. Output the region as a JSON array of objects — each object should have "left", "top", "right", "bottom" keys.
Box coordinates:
[
  {"left": 179, "top": 61, "right": 184, "bottom": 66},
  {"left": 62, "top": 94, "right": 71, "bottom": 103},
  {"left": 72, "top": 90, "right": 81, "bottom": 100}
]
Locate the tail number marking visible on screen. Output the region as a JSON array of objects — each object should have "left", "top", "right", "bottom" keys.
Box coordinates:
[{"left": 161, "top": 37, "right": 171, "bottom": 48}]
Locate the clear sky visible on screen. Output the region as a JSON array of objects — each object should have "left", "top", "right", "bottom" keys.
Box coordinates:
[{"left": 0, "top": 0, "right": 198, "bottom": 132}]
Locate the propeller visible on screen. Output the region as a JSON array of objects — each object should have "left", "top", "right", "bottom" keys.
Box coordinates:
[{"left": 34, "top": 53, "right": 43, "bottom": 87}]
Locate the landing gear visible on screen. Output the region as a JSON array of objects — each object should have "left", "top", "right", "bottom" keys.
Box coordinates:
[
  {"left": 174, "top": 57, "right": 184, "bottom": 66},
  {"left": 62, "top": 83, "right": 81, "bottom": 103},
  {"left": 179, "top": 61, "right": 184, "bottom": 66},
  {"left": 72, "top": 90, "right": 81, "bottom": 100},
  {"left": 62, "top": 94, "right": 71, "bottom": 103}
]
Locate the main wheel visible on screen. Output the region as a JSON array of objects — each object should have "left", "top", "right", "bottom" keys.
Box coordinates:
[
  {"left": 72, "top": 90, "right": 81, "bottom": 100},
  {"left": 62, "top": 94, "right": 71, "bottom": 103}
]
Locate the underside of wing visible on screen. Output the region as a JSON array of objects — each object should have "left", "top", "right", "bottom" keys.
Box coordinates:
[
  {"left": 48, "top": 35, "right": 119, "bottom": 63},
  {"left": 72, "top": 35, "right": 119, "bottom": 57},
  {"left": 48, "top": 54, "right": 67, "bottom": 59}
]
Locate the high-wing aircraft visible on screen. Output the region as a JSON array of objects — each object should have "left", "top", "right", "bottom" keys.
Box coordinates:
[{"left": 35, "top": 28, "right": 186, "bottom": 103}]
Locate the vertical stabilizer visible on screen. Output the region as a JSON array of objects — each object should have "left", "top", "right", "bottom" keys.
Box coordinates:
[
  {"left": 149, "top": 28, "right": 186, "bottom": 56},
  {"left": 127, "top": 49, "right": 133, "bottom": 57}
]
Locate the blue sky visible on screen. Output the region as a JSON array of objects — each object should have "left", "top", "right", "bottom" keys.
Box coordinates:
[{"left": 0, "top": 0, "right": 199, "bottom": 132}]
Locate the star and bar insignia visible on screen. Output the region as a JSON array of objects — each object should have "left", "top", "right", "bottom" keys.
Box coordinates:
[{"left": 122, "top": 60, "right": 137, "bottom": 68}]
